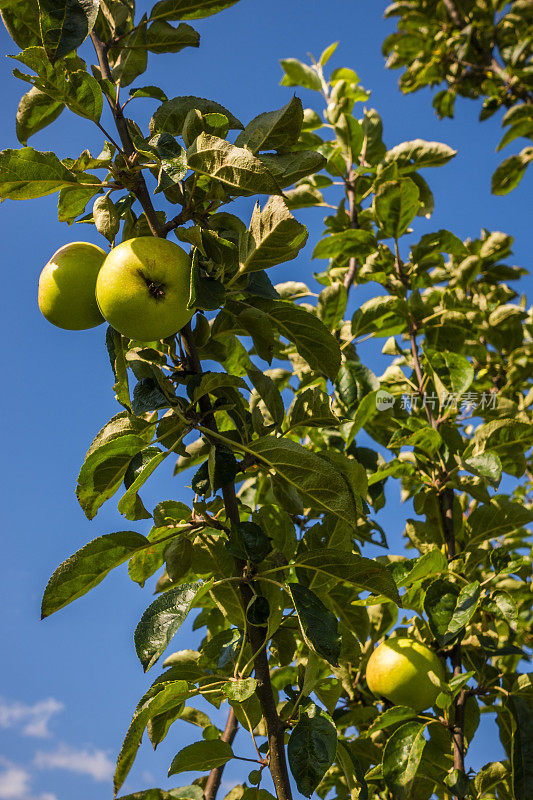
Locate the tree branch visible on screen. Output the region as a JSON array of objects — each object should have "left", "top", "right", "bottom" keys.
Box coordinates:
[
  {"left": 395, "top": 238, "right": 466, "bottom": 797},
  {"left": 90, "top": 34, "right": 293, "bottom": 797},
  {"left": 182, "top": 330, "right": 293, "bottom": 800},
  {"left": 442, "top": 0, "right": 465, "bottom": 28},
  {"left": 90, "top": 31, "right": 164, "bottom": 238},
  {"left": 204, "top": 707, "right": 239, "bottom": 800},
  {"left": 439, "top": 487, "right": 466, "bottom": 790},
  {"left": 343, "top": 169, "right": 359, "bottom": 294}
]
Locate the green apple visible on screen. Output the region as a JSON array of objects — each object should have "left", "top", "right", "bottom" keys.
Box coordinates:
[
  {"left": 365, "top": 637, "right": 445, "bottom": 711},
  {"left": 38, "top": 241, "right": 106, "bottom": 330},
  {"left": 95, "top": 237, "right": 193, "bottom": 341}
]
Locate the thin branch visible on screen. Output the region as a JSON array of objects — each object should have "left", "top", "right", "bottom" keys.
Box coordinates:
[
  {"left": 204, "top": 707, "right": 239, "bottom": 800},
  {"left": 394, "top": 236, "right": 466, "bottom": 797},
  {"left": 343, "top": 168, "right": 359, "bottom": 294},
  {"left": 439, "top": 487, "right": 466, "bottom": 792},
  {"left": 442, "top": 0, "right": 465, "bottom": 28},
  {"left": 393, "top": 240, "right": 437, "bottom": 429},
  {"left": 90, "top": 31, "right": 164, "bottom": 237}
]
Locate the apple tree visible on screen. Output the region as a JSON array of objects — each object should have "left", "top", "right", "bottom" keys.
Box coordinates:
[{"left": 1, "top": 3, "right": 532, "bottom": 800}]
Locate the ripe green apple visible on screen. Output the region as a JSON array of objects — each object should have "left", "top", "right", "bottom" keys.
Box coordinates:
[
  {"left": 95, "top": 237, "right": 193, "bottom": 341},
  {"left": 38, "top": 241, "right": 106, "bottom": 330},
  {"left": 366, "top": 637, "right": 445, "bottom": 711}
]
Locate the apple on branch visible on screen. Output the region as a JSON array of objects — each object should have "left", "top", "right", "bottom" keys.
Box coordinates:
[
  {"left": 38, "top": 242, "right": 106, "bottom": 330},
  {"left": 96, "top": 237, "right": 193, "bottom": 342},
  {"left": 365, "top": 637, "right": 446, "bottom": 711}
]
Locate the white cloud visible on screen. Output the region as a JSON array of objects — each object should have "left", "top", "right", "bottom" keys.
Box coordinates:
[
  {"left": 0, "top": 759, "right": 57, "bottom": 800},
  {"left": 34, "top": 744, "right": 114, "bottom": 782},
  {"left": 0, "top": 699, "right": 64, "bottom": 739},
  {"left": 0, "top": 763, "right": 30, "bottom": 799}
]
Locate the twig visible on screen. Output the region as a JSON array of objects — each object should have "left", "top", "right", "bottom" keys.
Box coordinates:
[
  {"left": 439, "top": 488, "right": 466, "bottom": 791},
  {"left": 204, "top": 708, "right": 239, "bottom": 800},
  {"left": 343, "top": 169, "right": 359, "bottom": 293},
  {"left": 442, "top": 0, "right": 465, "bottom": 28}
]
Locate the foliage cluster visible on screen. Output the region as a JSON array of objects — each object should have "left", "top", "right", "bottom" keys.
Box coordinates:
[{"left": 383, "top": 0, "right": 533, "bottom": 193}]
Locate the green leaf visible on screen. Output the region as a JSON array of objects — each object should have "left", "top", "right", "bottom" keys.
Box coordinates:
[
  {"left": 295, "top": 549, "right": 399, "bottom": 602},
  {"left": 222, "top": 677, "right": 257, "bottom": 702},
  {"left": 243, "top": 298, "right": 341, "bottom": 380},
  {"left": 117, "top": 790, "right": 201, "bottom": 800},
  {"left": 191, "top": 447, "right": 238, "bottom": 496},
  {"left": 466, "top": 497, "right": 533, "bottom": 542},
  {"left": 247, "top": 368, "right": 284, "bottom": 427},
  {"left": 187, "top": 133, "right": 281, "bottom": 195},
  {"left": 115, "top": 680, "right": 189, "bottom": 794},
  {"left": 334, "top": 114, "right": 364, "bottom": 162},
  {"left": 492, "top": 149, "right": 533, "bottom": 195},
  {"left": 352, "top": 295, "right": 407, "bottom": 338},
  {"left": 150, "top": 0, "right": 241, "bottom": 22},
  {"left": 384, "top": 139, "right": 456, "bottom": 170},
  {"left": 129, "top": 85, "right": 168, "bottom": 102},
  {"left": 36, "top": 0, "right": 99, "bottom": 63},
  {"left": 287, "top": 705, "right": 337, "bottom": 796},
  {"left": 93, "top": 194, "right": 120, "bottom": 242},
  {"left": 235, "top": 96, "right": 303, "bottom": 154},
  {"left": 151, "top": 95, "right": 242, "bottom": 136},
  {"left": 16, "top": 86, "right": 64, "bottom": 145},
  {"left": 119, "top": 447, "right": 168, "bottom": 521},
  {"left": 382, "top": 721, "right": 427, "bottom": 797},
  {"left": 13, "top": 47, "right": 103, "bottom": 121},
  {"left": 0, "top": 146, "right": 78, "bottom": 200},
  {"left": 424, "top": 579, "right": 480, "bottom": 646},
  {"left": 374, "top": 178, "right": 420, "bottom": 238},
  {"left": 317, "top": 283, "right": 347, "bottom": 330},
  {"left": 58, "top": 176, "right": 101, "bottom": 223},
  {"left": 76, "top": 434, "right": 146, "bottom": 520},
  {"left": 110, "top": 16, "right": 148, "bottom": 87},
  {"left": 462, "top": 452, "right": 502, "bottom": 486},
  {"left": 367, "top": 705, "right": 417, "bottom": 734},
  {"left": 319, "top": 41, "right": 338, "bottom": 65},
  {"left": 244, "top": 436, "right": 359, "bottom": 529},
  {"left": 280, "top": 58, "right": 322, "bottom": 92},
  {"left": 312, "top": 229, "right": 377, "bottom": 260},
  {"left": 257, "top": 150, "right": 326, "bottom": 188},
  {"left": 288, "top": 583, "right": 340, "bottom": 666},
  {"left": 284, "top": 183, "right": 325, "bottom": 209},
  {"left": 226, "top": 521, "right": 272, "bottom": 563},
  {"left": 336, "top": 742, "right": 368, "bottom": 800},
  {"left": 497, "top": 119, "right": 533, "bottom": 152},
  {"left": 253, "top": 504, "right": 297, "bottom": 560},
  {"left": 134, "top": 582, "right": 203, "bottom": 671},
  {"left": 106, "top": 328, "right": 131, "bottom": 410},
  {"left": 41, "top": 531, "right": 149, "bottom": 618},
  {"left": 424, "top": 348, "right": 474, "bottom": 398},
  {"left": 474, "top": 762, "right": 508, "bottom": 798},
  {"left": 398, "top": 549, "right": 447, "bottom": 587},
  {"left": 168, "top": 739, "right": 233, "bottom": 776},
  {"left": 190, "top": 371, "right": 247, "bottom": 403},
  {"left": 466, "top": 419, "right": 533, "bottom": 458},
  {"left": 287, "top": 387, "right": 339, "bottom": 430},
  {"left": 146, "top": 20, "right": 199, "bottom": 53},
  {"left": 1, "top": 0, "right": 42, "bottom": 49},
  {"left": 506, "top": 696, "right": 533, "bottom": 800},
  {"left": 238, "top": 196, "right": 308, "bottom": 275},
  {"left": 132, "top": 377, "right": 169, "bottom": 414}
]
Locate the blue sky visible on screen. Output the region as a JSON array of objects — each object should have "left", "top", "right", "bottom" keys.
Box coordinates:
[{"left": 0, "top": 1, "right": 531, "bottom": 798}]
